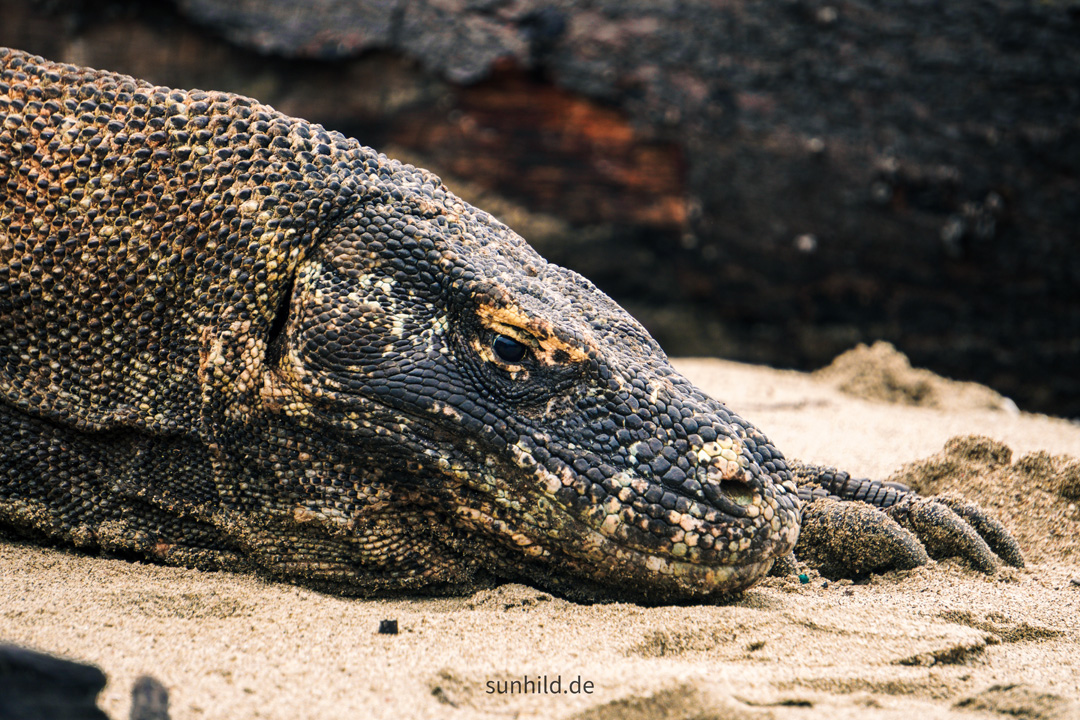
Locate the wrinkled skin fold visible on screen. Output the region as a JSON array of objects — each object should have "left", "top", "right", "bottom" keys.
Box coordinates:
[{"left": 0, "top": 49, "right": 1019, "bottom": 603}]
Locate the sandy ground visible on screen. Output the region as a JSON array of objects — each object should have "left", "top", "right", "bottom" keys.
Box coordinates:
[{"left": 2, "top": 348, "right": 1079, "bottom": 720}]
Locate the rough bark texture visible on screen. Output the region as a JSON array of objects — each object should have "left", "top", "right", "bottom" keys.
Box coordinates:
[{"left": 2, "top": 0, "right": 1078, "bottom": 417}]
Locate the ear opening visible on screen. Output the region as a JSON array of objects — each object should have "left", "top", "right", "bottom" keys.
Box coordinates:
[{"left": 265, "top": 275, "right": 294, "bottom": 363}]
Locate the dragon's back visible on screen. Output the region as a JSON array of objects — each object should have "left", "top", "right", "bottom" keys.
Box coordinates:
[
  {"left": 0, "top": 47, "right": 349, "bottom": 431},
  {"left": 0, "top": 48, "right": 366, "bottom": 569}
]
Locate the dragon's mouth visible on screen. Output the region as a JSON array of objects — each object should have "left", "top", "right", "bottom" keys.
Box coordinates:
[
  {"left": 449, "top": 456, "right": 801, "bottom": 601},
  {"left": 550, "top": 523, "right": 784, "bottom": 602},
  {"left": 452, "top": 489, "right": 798, "bottom": 602}
]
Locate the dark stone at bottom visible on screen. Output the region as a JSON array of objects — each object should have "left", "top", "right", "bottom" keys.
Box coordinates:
[{"left": 0, "top": 645, "right": 109, "bottom": 720}]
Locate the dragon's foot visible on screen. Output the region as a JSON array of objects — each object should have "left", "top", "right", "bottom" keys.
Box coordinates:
[
  {"left": 793, "top": 498, "right": 929, "bottom": 577},
  {"left": 788, "top": 463, "right": 1024, "bottom": 579}
]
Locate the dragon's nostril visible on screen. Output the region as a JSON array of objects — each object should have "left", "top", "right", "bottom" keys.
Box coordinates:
[
  {"left": 702, "top": 477, "right": 756, "bottom": 517},
  {"left": 720, "top": 480, "right": 755, "bottom": 507}
]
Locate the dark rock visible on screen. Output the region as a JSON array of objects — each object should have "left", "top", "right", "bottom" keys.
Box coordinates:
[
  {"left": 0, "top": 645, "right": 171, "bottom": 720},
  {"left": 0, "top": 645, "right": 109, "bottom": 720},
  {"left": 176, "top": 0, "right": 398, "bottom": 59}
]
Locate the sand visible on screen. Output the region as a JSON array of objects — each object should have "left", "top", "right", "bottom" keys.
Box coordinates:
[{"left": 2, "top": 349, "right": 1079, "bottom": 720}]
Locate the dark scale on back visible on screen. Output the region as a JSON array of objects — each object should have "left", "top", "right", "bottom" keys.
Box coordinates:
[{"left": 0, "top": 48, "right": 1022, "bottom": 603}]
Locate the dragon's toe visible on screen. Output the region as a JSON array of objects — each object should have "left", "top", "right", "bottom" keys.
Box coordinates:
[
  {"left": 926, "top": 493, "right": 1024, "bottom": 568},
  {"left": 884, "top": 495, "right": 999, "bottom": 573},
  {"left": 795, "top": 498, "right": 929, "bottom": 578}
]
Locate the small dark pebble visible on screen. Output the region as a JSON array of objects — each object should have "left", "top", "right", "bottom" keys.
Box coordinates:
[
  {"left": 431, "top": 686, "right": 458, "bottom": 707},
  {"left": 130, "top": 675, "right": 170, "bottom": 720},
  {"left": 378, "top": 619, "right": 399, "bottom": 635},
  {"left": 821, "top": 580, "right": 829, "bottom": 589},
  {"left": 798, "top": 573, "right": 810, "bottom": 584},
  {"left": 1070, "top": 578, "right": 1080, "bottom": 587}
]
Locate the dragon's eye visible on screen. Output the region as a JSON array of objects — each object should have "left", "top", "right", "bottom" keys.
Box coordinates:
[{"left": 492, "top": 334, "right": 529, "bottom": 364}]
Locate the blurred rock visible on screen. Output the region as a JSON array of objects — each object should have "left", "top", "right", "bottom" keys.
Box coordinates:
[{"left": 0, "top": 644, "right": 109, "bottom": 720}]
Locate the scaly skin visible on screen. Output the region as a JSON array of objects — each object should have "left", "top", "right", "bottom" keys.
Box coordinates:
[{"left": 0, "top": 49, "right": 1020, "bottom": 603}]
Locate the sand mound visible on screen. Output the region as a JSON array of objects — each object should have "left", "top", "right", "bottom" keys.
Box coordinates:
[{"left": 813, "top": 341, "right": 1016, "bottom": 412}]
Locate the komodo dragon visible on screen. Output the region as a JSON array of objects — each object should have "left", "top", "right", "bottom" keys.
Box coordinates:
[{"left": 0, "top": 48, "right": 1022, "bottom": 603}]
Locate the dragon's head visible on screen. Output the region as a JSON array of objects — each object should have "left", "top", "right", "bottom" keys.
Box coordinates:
[{"left": 261, "top": 147, "right": 801, "bottom": 602}]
